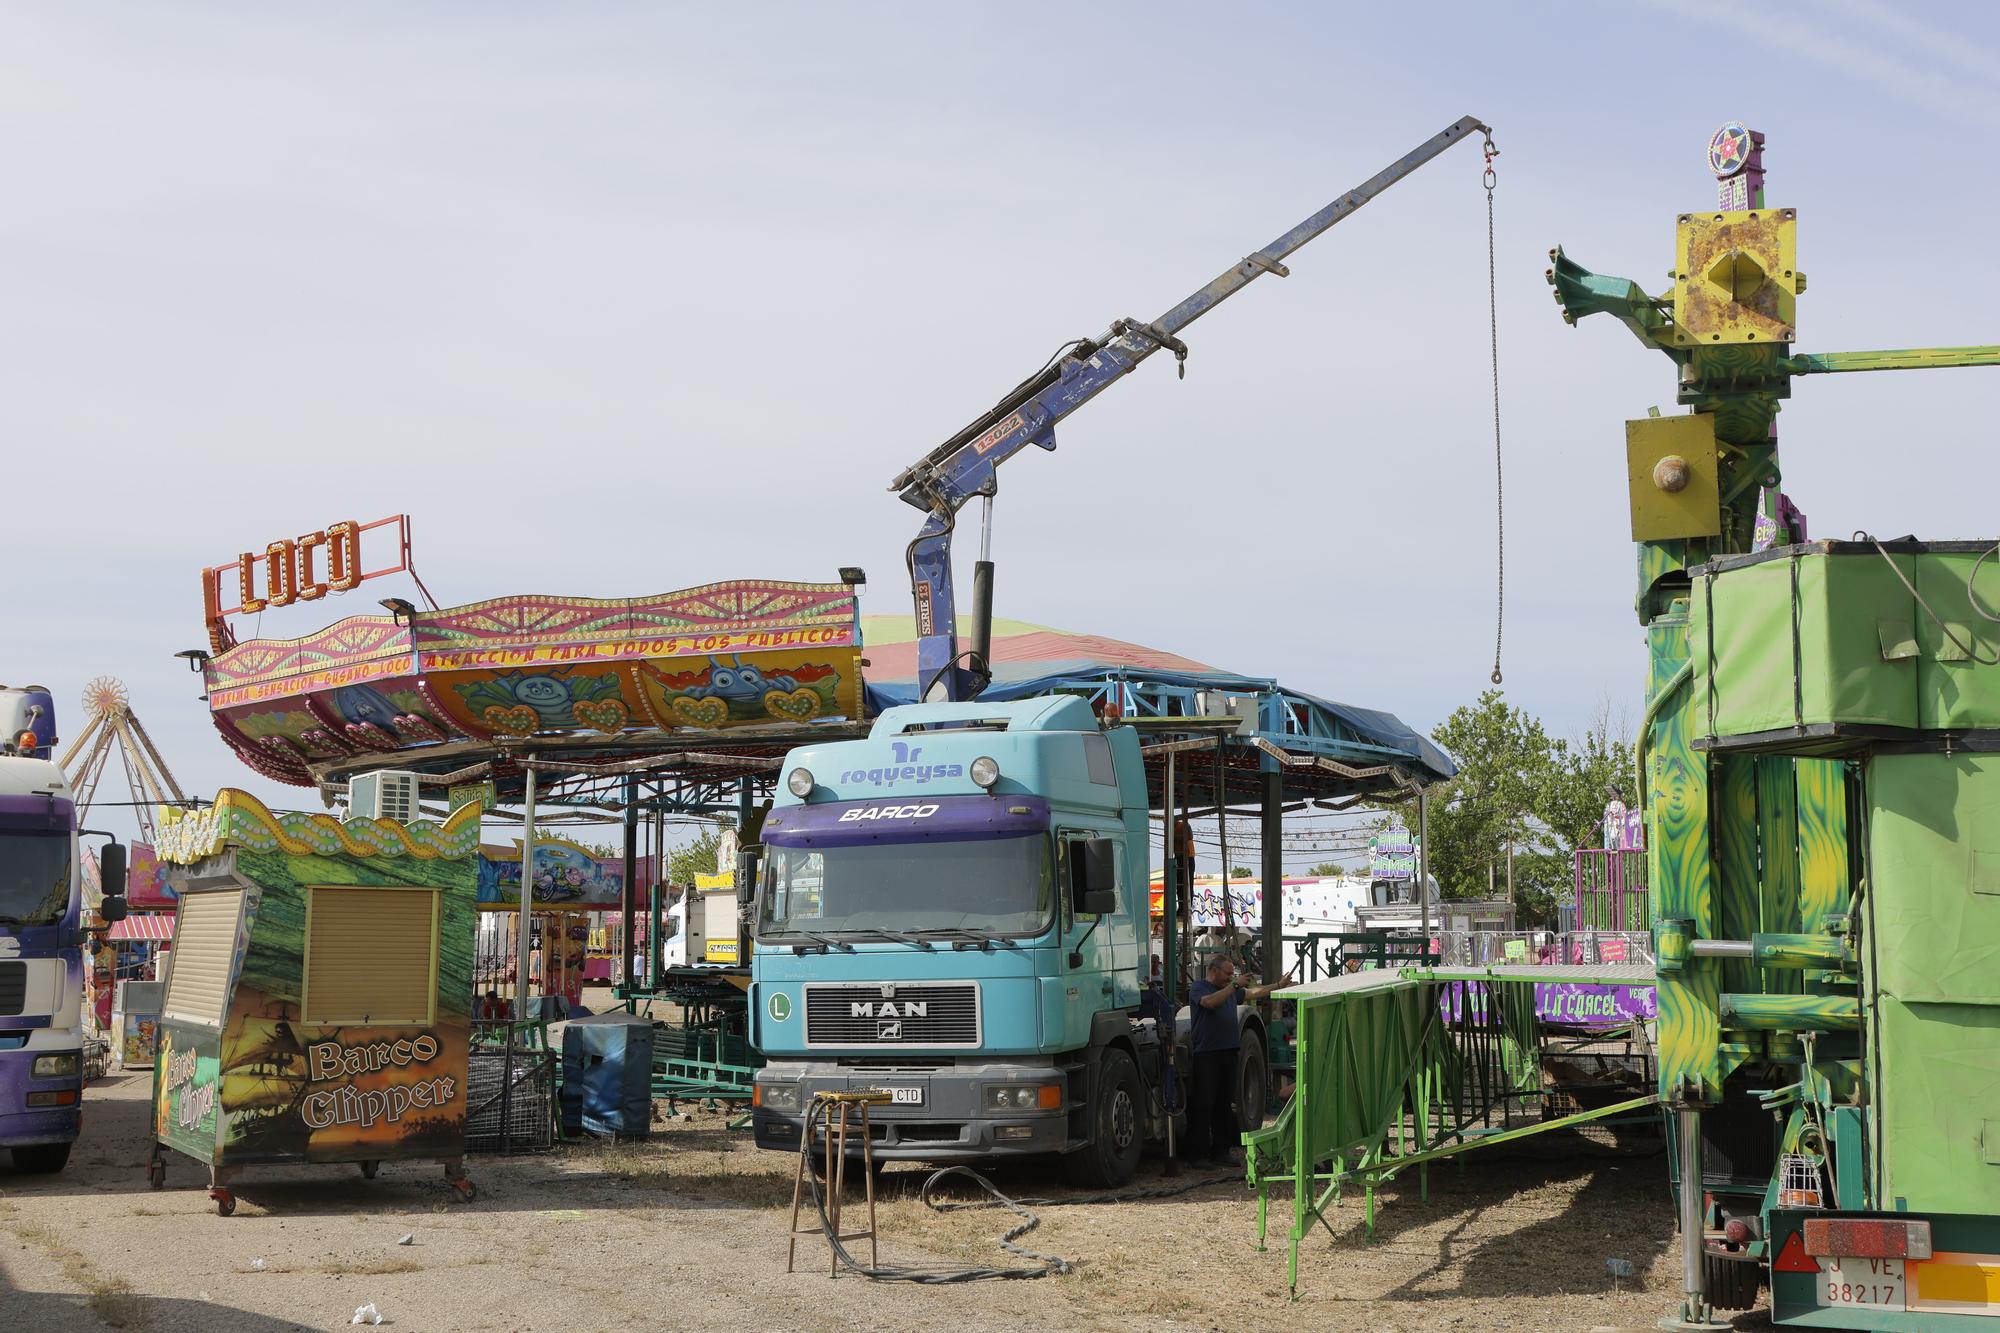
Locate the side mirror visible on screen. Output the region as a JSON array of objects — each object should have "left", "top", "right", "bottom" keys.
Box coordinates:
[
  {"left": 100, "top": 894, "right": 129, "bottom": 924},
  {"left": 99, "top": 842, "right": 127, "bottom": 898},
  {"left": 1069, "top": 838, "right": 1118, "bottom": 917}
]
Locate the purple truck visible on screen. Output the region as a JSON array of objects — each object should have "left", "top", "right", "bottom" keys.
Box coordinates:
[{"left": 1, "top": 685, "right": 126, "bottom": 1174}]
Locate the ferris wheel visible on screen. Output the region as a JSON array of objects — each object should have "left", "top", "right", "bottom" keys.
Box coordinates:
[{"left": 58, "top": 676, "right": 188, "bottom": 845}]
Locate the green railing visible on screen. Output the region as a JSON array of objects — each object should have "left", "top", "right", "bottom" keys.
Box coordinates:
[{"left": 1245, "top": 968, "right": 1658, "bottom": 1294}]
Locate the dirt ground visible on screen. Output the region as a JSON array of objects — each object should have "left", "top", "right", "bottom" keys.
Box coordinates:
[{"left": 0, "top": 1068, "right": 1780, "bottom": 1333}]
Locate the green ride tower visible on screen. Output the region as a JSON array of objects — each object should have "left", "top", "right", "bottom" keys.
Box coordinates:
[{"left": 1552, "top": 124, "right": 2000, "bottom": 1330}]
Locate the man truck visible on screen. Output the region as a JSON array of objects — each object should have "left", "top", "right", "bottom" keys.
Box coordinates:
[
  {"left": 2, "top": 685, "right": 127, "bottom": 1174},
  {"left": 747, "top": 696, "right": 1264, "bottom": 1187}
]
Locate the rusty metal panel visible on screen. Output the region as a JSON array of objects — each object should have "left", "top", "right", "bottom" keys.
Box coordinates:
[
  {"left": 1672, "top": 208, "right": 1801, "bottom": 346},
  {"left": 1626, "top": 414, "right": 1722, "bottom": 540}
]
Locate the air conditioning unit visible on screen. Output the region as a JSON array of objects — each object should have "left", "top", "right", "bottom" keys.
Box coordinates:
[
  {"left": 347, "top": 770, "right": 420, "bottom": 824},
  {"left": 1196, "top": 691, "right": 1259, "bottom": 734}
]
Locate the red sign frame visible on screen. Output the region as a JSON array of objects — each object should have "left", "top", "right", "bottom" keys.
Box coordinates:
[{"left": 202, "top": 515, "right": 424, "bottom": 652}]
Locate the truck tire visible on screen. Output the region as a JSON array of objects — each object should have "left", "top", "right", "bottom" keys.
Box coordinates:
[
  {"left": 1704, "top": 1252, "right": 1761, "bottom": 1310},
  {"left": 11, "top": 1142, "right": 71, "bottom": 1175},
  {"left": 1063, "top": 1049, "right": 1142, "bottom": 1189},
  {"left": 1235, "top": 1041, "right": 1268, "bottom": 1134}
]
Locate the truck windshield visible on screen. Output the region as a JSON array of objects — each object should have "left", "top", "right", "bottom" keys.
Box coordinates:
[
  {"left": 0, "top": 831, "right": 72, "bottom": 926},
  {"left": 759, "top": 835, "right": 1053, "bottom": 938}
]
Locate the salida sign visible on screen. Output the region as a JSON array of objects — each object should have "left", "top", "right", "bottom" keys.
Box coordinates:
[{"left": 302, "top": 1034, "right": 459, "bottom": 1133}]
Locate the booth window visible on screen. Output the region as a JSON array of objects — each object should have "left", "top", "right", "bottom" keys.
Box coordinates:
[
  {"left": 162, "top": 886, "right": 248, "bottom": 1026},
  {"left": 303, "top": 887, "right": 439, "bottom": 1026}
]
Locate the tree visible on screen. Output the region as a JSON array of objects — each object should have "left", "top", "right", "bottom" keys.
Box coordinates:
[
  {"left": 1541, "top": 695, "right": 1637, "bottom": 852},
  {"left": 666, "top": 823, "right": 730, "bottom": 885},
  {"left": 1307, "top": 862, "right": 1346, "bottom": 878},
  {"left": 1229, "top": 865, "right": 1254, "bottom": 880},
  {"left": 1422, "top": 690, "right": 1638, "bottom": 926}
]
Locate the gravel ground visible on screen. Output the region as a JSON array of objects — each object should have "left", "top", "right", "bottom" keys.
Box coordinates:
[{"left": 0, "top": 1068, "right": 1778, "bottom": 1332}]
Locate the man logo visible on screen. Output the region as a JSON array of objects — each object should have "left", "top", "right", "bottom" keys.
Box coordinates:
[
  {"left": 877, "top": 1020, "right": 902, "bottom": 1040},
  {"left": 849, "top": 1000, "right": 928, "bottom": 1019}
]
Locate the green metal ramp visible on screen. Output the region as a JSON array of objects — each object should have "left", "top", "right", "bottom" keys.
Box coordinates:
[{"left": 1247, "top": 963, "right": 1660, "bottom": 1293}]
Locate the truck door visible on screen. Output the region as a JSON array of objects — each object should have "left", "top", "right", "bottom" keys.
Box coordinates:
[{"left": 1055, "top": 830, "right": 1121, "bottom": 1045}]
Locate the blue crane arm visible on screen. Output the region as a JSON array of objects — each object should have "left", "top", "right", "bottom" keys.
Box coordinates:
[{"left": 894, "top": 114, "right": 1492, "bottom": 702}]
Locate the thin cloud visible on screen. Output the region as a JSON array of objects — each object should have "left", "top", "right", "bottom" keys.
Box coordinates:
[{"left": 1639, "top": 0, "right": 2000, "bottom": 130}]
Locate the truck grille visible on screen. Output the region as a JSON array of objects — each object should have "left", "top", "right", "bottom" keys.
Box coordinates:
[
  {"left": 803, "top": 982, "right": 980, "bottom": 1049},
  {"left": 0, "top": 962, "right": 25, "bottom": 1017}
]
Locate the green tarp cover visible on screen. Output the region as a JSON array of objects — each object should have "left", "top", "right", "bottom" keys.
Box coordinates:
[
  {"left": 1691, "top": 542, "right": 2000, "bottom": 741},
  {"left": 1868, "top": 753, "right": 2000, "bottom": 1214}
]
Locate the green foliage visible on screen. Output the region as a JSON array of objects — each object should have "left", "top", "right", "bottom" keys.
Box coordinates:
[
  {"left": 1424, "top": 690, "right": 1634, "bottom": 925},
  {"left": 1230, "top": 865, "right": 1254, "bottom": 880},
  {"left": 668, "top": 824, "right": 730, "bottom": 885}
]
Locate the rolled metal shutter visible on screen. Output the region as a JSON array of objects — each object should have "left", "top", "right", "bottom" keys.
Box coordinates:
[
  {"left": 162, "top": 887, "right": 247, "bottom": 1026},
  {"left": 303, "top": 887, "right": 437, "bottom": 1026}
]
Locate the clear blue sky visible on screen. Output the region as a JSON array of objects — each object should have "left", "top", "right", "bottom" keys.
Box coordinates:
[{"left": 7, "top": 2, "right": 1999, "bottom": 842}]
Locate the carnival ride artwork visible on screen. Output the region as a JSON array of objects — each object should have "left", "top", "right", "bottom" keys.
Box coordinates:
[{"left": 194, "top": 579, "right": 865, "bottom": 787}]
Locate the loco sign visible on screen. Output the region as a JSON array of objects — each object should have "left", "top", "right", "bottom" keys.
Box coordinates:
[{"left": 202, "top": 515, "right": 424, "bottom": 652}]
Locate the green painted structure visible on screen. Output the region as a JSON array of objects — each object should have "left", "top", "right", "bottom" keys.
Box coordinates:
[
  {"left": 1245, "top": 963, "right": 1658, "bottom": 1293},
  {"left": 1552, "top": 127, "right": 2000, "bottom": 1327}
]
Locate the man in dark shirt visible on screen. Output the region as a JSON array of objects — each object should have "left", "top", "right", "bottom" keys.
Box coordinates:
[{"left": 1186, "top": 953, "right": 1281, "bottom": 1166}]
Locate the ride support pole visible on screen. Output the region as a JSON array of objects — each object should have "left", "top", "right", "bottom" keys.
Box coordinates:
[{"left": 517, "top": 762, "right": 538, "bottom": 1021}]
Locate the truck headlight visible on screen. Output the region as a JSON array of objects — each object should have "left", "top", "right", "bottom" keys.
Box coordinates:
[
  {"left": 985, "top": 1083, "right": 1059, "bottom": 1111},
  {"left": 758, "top": 1083, "right": 802, "bottom": 1114},
  {"left": 31, "top": 1053, "right": 79, "bottom": 1080},
  {"left": 786, "top": 767, "right": 815, "bottom": 798},
  {"left": 969, "top": 756, "right": 1000, "bottom": 789}
]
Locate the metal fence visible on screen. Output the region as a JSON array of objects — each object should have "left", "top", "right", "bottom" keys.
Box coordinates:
[{"left": 466, "top": 1022, "right": 558, "bottom": 1154}]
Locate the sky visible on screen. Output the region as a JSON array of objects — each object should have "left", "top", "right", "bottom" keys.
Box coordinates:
[{"left": 6, "top": 2, "right": 2000, "bottom": 855}]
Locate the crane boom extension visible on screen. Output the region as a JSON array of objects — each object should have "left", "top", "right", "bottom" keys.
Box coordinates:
[{"left": 893, "top": 115, "right": 1493, "bottom": 702}]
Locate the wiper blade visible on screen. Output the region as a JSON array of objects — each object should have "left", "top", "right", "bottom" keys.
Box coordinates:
[
  {"left": 910, "top": 927, "right": 1006, "bottom": 951},
  {"left": 765, "top": 931, "right": 854, "bottom": 954},
  {"left": 852, "top": 929, "right": 935, "bottom": 950}
]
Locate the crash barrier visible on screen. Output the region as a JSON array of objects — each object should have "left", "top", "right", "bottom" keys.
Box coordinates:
[{"left": 1245, "top": 963, "right": 1660, "bottom": 1294}]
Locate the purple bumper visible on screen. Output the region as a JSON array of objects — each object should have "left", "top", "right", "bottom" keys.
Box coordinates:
[{"left": 0, "top": 1053, "right": 82, "bottom": 1147}]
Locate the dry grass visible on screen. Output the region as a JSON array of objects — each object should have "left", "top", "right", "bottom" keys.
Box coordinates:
[
  {"left": 331, "top": 1255, "right": 425, "bottom": 1277},
  {"left": 7, "top": 1217, "right": 153, "bottom": 1329}
]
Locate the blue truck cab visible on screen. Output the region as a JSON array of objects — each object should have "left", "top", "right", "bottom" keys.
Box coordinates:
[{"left": 749, "top": 695, "right": 1174, "bottom": 1186}]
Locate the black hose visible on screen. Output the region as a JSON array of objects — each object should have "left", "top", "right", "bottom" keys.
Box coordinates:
[{"left": 799, "top": 1098, "right": 1238, "bottom": 1283}]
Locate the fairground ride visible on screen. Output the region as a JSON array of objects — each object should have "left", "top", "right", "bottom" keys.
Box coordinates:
[{"left": 1553, "top": 123, "right": 2000, "bottom": 1329}]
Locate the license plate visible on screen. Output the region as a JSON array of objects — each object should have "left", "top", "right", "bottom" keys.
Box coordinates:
[
  {"left": 868, "top": 1085, "right": 923, "bottom": 1106},
  {"left": 1819, "top": 1256, "right": 1906, "bottom": 1311}
]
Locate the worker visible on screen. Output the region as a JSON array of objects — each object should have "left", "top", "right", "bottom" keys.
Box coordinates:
[{"left": 1186, "top": 954, "right": 1281, "bottom": 1167}]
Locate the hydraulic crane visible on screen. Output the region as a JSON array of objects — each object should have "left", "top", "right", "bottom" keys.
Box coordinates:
[{"left": 889, "top": 115, "right": 1496, "bottom": 703}]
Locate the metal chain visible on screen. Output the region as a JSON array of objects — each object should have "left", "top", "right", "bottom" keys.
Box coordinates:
[{"left": 1484, "top": 134, "right": 1505, "bottom": 686}]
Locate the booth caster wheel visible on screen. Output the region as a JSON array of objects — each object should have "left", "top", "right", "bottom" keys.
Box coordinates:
[
  {"left": 358, "top": 1161, "right": 379, "bottom": 1180},
  {"left": 147, "top": 1160, "right": 166, "bottom": 1190},
  {"left": 449, "top": 1178, "right": 476, "bottom": 1204},
  {"left": 210, "top": 1188, "right": 236, "bottom": 1217}
]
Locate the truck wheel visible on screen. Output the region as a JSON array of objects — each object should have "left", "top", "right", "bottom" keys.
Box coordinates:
[
  {"left": 10, "top": 1143, "right": 71, "bottom": 1175},
  {"left": 1063, "top": 1049, "right": 1142, "bottom": 1190},
  {"left": 1703, "top": 1252, "right": 1761, "bottom": 1310},
  {"left": 1235, "top": 1042, "right": 1268, "bottom": 1134}
]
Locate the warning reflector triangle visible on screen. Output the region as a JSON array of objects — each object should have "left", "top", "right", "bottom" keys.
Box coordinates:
[{"left": 1774, "top": 1231, "right": 1818, "bottom": 1273}]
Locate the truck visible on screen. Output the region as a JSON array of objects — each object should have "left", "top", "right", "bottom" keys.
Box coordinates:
[
  {"left": 747, "top": 696, "right": 1267, "bottom": 1186},
  {"left": 748, "top": 120, "right": 1495, "bottom": 1183},
  {"left": 1, "top": 685, "right": 127, "bottom": 1174}
]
